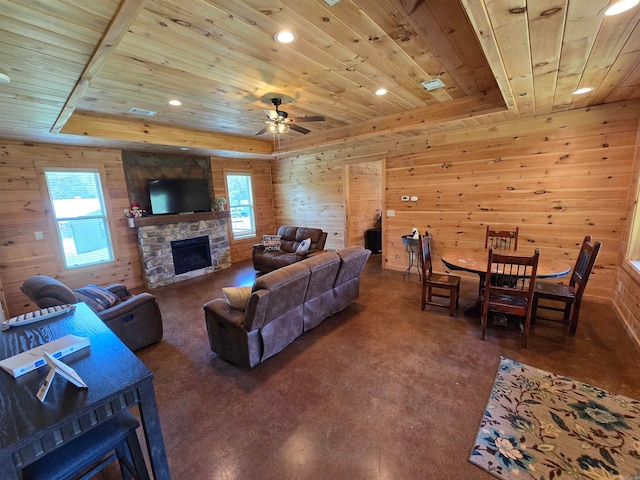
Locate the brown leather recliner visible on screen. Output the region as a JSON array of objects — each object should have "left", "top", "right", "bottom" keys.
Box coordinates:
[
  {"left": 252, "top": 226, "right": 328, "bottom": 273},
  {"left": 20, "top": 275, "right": 163, "bottom": 352}
]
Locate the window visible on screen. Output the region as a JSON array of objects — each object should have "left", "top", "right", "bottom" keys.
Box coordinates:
[
  {"left": 43, "top": 169, "right": 114, "bottom": 269},
  {"left": 628, "top": 176, "right": 640, "bottom": 272},
  {"left": 225, "top": 172, "right": 256, "bottom": 239}
]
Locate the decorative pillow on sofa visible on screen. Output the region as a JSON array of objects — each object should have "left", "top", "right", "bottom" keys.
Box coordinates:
[
  {"left": 263, "top": 234, "right": 281, "bottom": 252},
  {"left": 222, "top": 286, "right": 252, "bottom": 311},
  {"left": 74, "top": 284, "right": 120, "bottom": 313},
  {"left": 296, "top": 237, "right": 312, "bottom": 253}
]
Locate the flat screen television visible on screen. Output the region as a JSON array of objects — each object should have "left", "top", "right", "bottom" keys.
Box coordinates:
[{"left": 148, "top": 178, "right": 211, "bottom": 215}]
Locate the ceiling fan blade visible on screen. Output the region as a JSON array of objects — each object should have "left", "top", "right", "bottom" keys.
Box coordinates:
[
  {"left": 291, "top": 115, "right": 325, "bottom": 122},
  {"left": 255, "top": 126, "right": 268, "bottom": 135},
  {"left": 264, "top": 109, "right": 279, "bottom": 120},
  {"left": 290, "top": 124, "right": 311, "bottom": 134}
]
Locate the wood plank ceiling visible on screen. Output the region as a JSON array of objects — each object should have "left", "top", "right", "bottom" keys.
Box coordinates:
[{"left": 1, "top": 0, "right": 639, "bottom": 158}]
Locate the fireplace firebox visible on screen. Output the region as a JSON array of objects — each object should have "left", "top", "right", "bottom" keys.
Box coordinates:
[{"left": 171, "top": 236, "right": 212, "bottom": 275}]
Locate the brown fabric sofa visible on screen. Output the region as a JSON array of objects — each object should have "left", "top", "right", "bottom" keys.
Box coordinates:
[
  {"left": 20, "top": 275, "right": 163, "bottom": 352},
  {"left": 204, "top": 246, "right": 371, "bottom": 368},
  {"left": 252, "top": 226, "right": 328, "bottom": 273}
]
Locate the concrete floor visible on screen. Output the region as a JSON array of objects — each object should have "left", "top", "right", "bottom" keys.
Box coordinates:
[{"left": 102, "top": 255, "right": 640, "bottom": 479}]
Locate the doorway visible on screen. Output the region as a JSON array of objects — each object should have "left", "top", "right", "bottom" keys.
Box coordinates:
[{"left": 344, "top": 159, "right": 384, "bottom": 252}]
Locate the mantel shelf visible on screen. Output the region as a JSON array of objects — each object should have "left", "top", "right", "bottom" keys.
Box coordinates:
[{"left": 131, "top": 211, "right": 230, "bottom": 227}]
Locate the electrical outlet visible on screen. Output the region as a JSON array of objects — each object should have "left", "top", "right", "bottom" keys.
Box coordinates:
[
  {"left": 401, "top": 195, "right": 409, "bottom": 201},
  {"left": 410, "top": 196, "right": 418, "bottom": 201},
  {"left": 387, "top": 210, "right": 396, "bottom": 217},
  {"left": 617, "top": 280, "right": 622, "bottom": 293}
]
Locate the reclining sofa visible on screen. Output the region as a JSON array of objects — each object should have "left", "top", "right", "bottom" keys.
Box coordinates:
[
  {"left": 204, "top": 246, "right": 371, "bottom": 368},
  {"left": 20, "top": 275, "right": 163, "bottom": 352},
  {"left": 252, "top": 226, "right": 328, "bottom": 273}
]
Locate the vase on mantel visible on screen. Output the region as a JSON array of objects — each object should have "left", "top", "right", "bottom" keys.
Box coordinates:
[{"left": 127, "top": 217, "right": 135, "bottom": 228}]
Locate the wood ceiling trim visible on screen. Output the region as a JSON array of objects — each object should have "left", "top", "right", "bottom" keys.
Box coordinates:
[
  {"left": 277, "top": 89, "right": 506, "bottom": 154},
  {"left": 460, "top": 0, "right": 518, "bottom": 114},
  {"left": 60, "top": 113, "right": 274, "bottom": 155},
  {"left": 50, "top": 0, "right": 146, "bottom": 134}
]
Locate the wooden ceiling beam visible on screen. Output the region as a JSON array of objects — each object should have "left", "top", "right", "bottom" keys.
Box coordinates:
[
  {"left": 50, "top": 0, "right": 146, "bottom": 134},
  {"left": 60, "top": 113, "right": 274, "bottom": 155},
  {"left": 277, "top": 89, "right": 506, "bottom": 153}
]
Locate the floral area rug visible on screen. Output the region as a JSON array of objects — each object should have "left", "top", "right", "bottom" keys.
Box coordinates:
[{"left": 469, "top": 357, "right": 640, "bottom": 480}]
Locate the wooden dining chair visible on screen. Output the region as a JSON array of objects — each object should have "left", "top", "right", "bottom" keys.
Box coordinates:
[
  {"left": 485, "top": 225, "right": 519, "bottom": 251},
  {"left": 419, "top": 232, "right": 461, "bottom": 316},
  {"left": 479, "top": 226, "right": 520, "bottom": 295},
  {"left": 481, "top": 248, "right": 539, "bottom": 347},
  {"left": 531, "top": 235, "right": 601, "bottom": 334}
]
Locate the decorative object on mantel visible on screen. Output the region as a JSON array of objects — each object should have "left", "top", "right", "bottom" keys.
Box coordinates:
[
  {"left": 123, "top": 202, "right": 146, "bottom": 227},
  {"left": 469, "top": 357, "right": 640, "bottom": 480},
  {"left": 213, "top": 197, "right": 227, "bottom": 211}
]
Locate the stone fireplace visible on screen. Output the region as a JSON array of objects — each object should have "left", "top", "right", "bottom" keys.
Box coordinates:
[{"left": 134, "top": 213, "right": 231, "bottom": 288}]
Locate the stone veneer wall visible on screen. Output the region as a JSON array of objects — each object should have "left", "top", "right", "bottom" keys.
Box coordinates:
[{"left": 137, "top": 218, "right": 231, "bottom": 288}]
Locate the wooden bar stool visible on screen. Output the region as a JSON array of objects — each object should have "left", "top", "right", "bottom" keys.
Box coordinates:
[{"left": 21, "top": 411, "right": 150, "bottom": 480}]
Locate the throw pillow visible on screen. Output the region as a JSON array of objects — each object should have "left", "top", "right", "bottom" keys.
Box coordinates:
[
  {"left": 263, "top": 234, "right": 281, "bottom": 252},
  {"left": 74, "top": 284, "right": 120, "bottom": 313},
  {"left": 296, "top": 237, "right": 312, "bottom": 253},
  {"left": 222, "top": 286, "right": 252, "bottom": 311}
]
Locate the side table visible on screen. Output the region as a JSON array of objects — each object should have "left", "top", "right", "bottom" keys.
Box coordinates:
[{"left": 401, "top": 235, "right": 421, "bottom": 280}]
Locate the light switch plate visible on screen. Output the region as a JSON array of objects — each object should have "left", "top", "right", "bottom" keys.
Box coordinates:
[
  {"left": 401, "top": 195, "right": 409, "bottom": 201},
  {"left": 387, "top": 210, "right": 395, "bottom": 217},
  {"left": 34, "top": 231, "right": 43, "bottom": 240},
  {"left": 410, "top": 196, "right": 418, "bottom": 201}
]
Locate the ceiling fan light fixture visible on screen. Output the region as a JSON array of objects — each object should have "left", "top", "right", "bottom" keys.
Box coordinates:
[
  {"left": 274, "top": 30, "right": 296, "bottom": 43},
  {"left": 573, "top": 87, "right": 595, "bottom": 95},
  {"left": 375, "top": 88, "right": 388, "bottom": 96},
  {"left": 605, "top": 0, "right": 639, "bottom": 15},
  {"left": 0, "top": 72, "right": 10, "bottom": 83}
]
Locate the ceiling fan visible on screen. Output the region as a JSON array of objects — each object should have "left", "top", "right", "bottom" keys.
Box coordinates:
[{"left": 256, "top": 98, "right": 325, "bottom": 135}]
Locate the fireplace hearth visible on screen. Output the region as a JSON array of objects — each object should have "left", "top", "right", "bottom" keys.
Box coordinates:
[
  {"left": 136, "top": 217, "right": 231, "bottom": 288},
  {"left": 171, "top": 236, "right": 211, "bottom": 275}
]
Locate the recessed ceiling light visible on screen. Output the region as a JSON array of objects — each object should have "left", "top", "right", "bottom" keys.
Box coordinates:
[
  {"left": 168, "top": 99, "right": 182, "bottom": 106},
  {"left": 375, "top": 88, "right": 388, "bottom": 96},
  {"left": 0, "top": 72, "right": 10, "bottom": 83},
  {"left": 573, "top": 87, "right": 595, "bottom": 95},
  {"left": 605, "top": 0, "right": 639, "bottom": 15},
  {"left": 274, "top": 31, "right": 296, "bottom": 43}
]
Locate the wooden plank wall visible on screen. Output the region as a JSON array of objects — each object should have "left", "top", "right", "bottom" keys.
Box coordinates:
[
  {"left": 0, "top": 142, "right": 142, "bottom": 317},
  {"left": 210, "top": 157, "right": 275, "bottom": 262},
  {"left": 613, "top": 115, "right": 640, "bottom": 345},
  {"left": 347, "top": 160, "right": 383, "bottom": 247},
  {"left": 271, "top": 155, "right": 348, "bottom": 250},
  {"left": 273, "top": 101, "right": 640, "bottom": 304}
]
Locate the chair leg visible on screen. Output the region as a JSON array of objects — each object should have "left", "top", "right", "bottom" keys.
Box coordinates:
[
  {"left": 530, "top": 294, "right": 539, "bottom": 326},
  {"left": 563, "top": 300, "right": 572, "bottom": 325},
  {"left": 569, "top": 303, "right": 580, "bottom": 334},
  {"left": 481, "top": 306, "right": 487, "bottom": 340},
  {"left": 123, "top": 430, "right": 151, "bottom": 480},
  {"left": 522, "top": 313, "right": 531, "bottom": 348},
  {"left": 421, "top": 282, "right": 426, "bottom": 311},
  {"left": 448, "top": 286, "right": 456, "bottom": 316}
]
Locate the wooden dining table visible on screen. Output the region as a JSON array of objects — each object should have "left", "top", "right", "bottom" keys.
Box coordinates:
[
  {"left": 440, "top": 248, "right": 572, "bottom": 316},
  {"left": 440, "top": 248, "right": 571, "bottom": 279}
]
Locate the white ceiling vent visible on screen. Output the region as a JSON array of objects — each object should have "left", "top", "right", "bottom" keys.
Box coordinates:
[
  {"left": 128, "top": 107, "right": 156, "bottom": 116},
  {"left": 324, "top": 0, "right": 341, "bottom": 5},
  {"left": 421, "top": 78, "right": 445, "bottom": 91}
]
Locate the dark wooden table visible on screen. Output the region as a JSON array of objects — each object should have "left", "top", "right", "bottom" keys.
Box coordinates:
[{"left": 0, "top": 302, "right": 171, "bottom": 480}]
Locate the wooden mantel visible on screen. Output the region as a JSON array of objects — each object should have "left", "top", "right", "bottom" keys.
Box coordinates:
[{"left": 132, "top": 210, "right": 230, "bottom": 227}]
